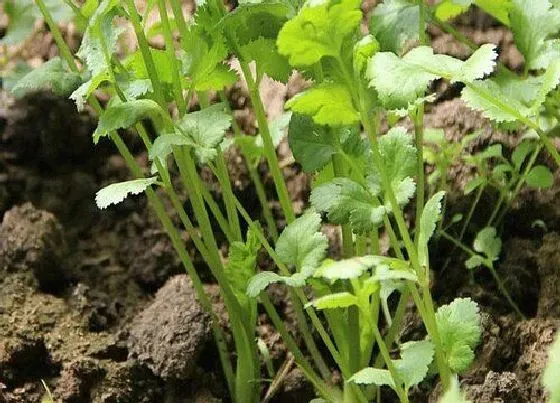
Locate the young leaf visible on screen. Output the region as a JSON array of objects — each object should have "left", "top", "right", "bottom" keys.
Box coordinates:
[
  {"left": 288, "top": 115, "right": 365, "bottom": 172},
  {"left": 440, "top": 377, "right": 472, "bottom": 403},
  {"left": 70, "top": 71, "right": 111, "bottom": 111},
  {"left": 311, "top": 178, "right": 385, "bottom": 234},
  {"left": 435, "top": 0, "right": 510, "bottom": 25},
  {"left": 93, "top": 99, "right": 166, "bottom": 143},
  {"left": 368, "top": 44, "right": 497, "bottom": 109},
  {"left": 314, "top": 256, "right": 384, "bottom": 280},
  {"left": 353, "top": 35, "right": 380, "bottom": 73},
  {"left": 512, "top": 141, "right": 537, "bottom": 171},
  {"left": 275, "top": 212, "right": 328, "bottom": 273},
  {"left": 526, "top": 165, "right": 554, "bottom": 189},
  {"left": 239, "top": 37, "right": 292, "bottom": 82},
  {"left": 436, "top": 298, "right": 482, "bottom": 374},
  {"left": 96, "top": 177, "right": 158, "bottom": 209},
  {"left": 473, "top": 227, "right": 501, "bottom": 261},
  {"left": 350, "top": 340, "right": 435, "bottom": 392},
  {"left": 285, "top": 83, "right": 360, "bottom": 126},
  {"left": 349, "top": 368, "right": 396, "bottom": 388},
  {"left": 418, "top": 191, "right": 446, "bottom": 268},
  {"left": 12, "top": 58, "right": 82, "bottom": 97},
  {"left": 369, "top": 0, "right": 420, "bottom": 55},
  {"left": 307, "top": 292, "right": 359, "bottom": 310},
  {"left": 175, "top": 104, "right": 232, "bottom": 164},
  {"left": 461, "top": 80, "right": 530, "bottom": 123},
  {"left": 465, "top": 255, "right": 485, "bottom": 270},
  {"left": 277, "top": 0, "right": 362, "bottom": 66},
  {"left": 509, "top": 0, "right": 560, "bottom": 70},
  {"left": 226, "top": 227, "right": 262, "bottom": 309},
  {"left": 246, "top": 271, "right": 307, "bottom": 297},
  {"left": 531, "top": 60, "right": 560, "bottom": 112},
  {"left": 543, "top": 331, "right": 560, "bottom": 403}
]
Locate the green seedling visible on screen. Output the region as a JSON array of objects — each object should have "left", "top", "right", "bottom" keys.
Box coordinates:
[{"left": 10, "top": 0, "right": 560, "bottom": 401}]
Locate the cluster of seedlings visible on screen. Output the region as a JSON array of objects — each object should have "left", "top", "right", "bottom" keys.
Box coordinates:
[{"left": 4, "top": 0, "right": 560, "bottom": 401}]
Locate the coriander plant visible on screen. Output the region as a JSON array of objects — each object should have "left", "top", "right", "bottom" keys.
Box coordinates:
[{"left": 10, "top": 0, "right": 560, "bottom": 401}]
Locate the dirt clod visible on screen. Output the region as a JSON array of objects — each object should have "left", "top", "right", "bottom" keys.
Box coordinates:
[
  {"left": 128, "top": 275, "right": 211, "bottom": 380},
  {"left": 0, "top": 202, "right": 67, "bottom": 292}
]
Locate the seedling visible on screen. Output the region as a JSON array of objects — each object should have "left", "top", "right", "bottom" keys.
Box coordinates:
[{"left": 9, "top": 0, "right": 560, "bottom": 402}]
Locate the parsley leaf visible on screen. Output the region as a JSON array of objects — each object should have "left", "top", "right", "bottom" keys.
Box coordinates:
[
  {"left": 369, "top": 0, "right": 420, "bottom": 55},
  {"left": 509, "top": 0, "right": 560, "bottom": 70},
  {"left": 277, "top": 0, "right": 362, "bottom": 66},
  {"left": 368, "top": 44, "right": 497, "bottom": 109},
  {"left": 96, "top": 177, "right": 158, "bottom": 209},
  {"left": 174, "top": 104, "right": 232, "bottom": 164},
  {"left": 275, "top": 211, "right": 329, "bottom": 273},
  {"left": 240, "top": 37, "right": 292, "bottom": 82},
  {"left": 418, "top": 191, "right": 446, "bottom": 268},
  {"left": 436, "top": 298, "right": 482, "bottom": 374},
  {"left": 286, "top": 83, "right": 360, "bottom": 126},
  {"left": 12, "top": 57, "right": 82, "bottom": 97}
]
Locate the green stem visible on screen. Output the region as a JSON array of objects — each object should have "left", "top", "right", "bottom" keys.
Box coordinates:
[
  {"left": 332, "top": 154, "right": 354, "bottom": 258},
  {"left": 156, "top": 0, "right": 187, "bottom": 115},
  {"left": 414, "top": 104, "right": 425, "bottom": 247},
  {"left": 372, "top": 325, "right": 409, "bottom": 403},
  {"left": 459, "top": 184, "right": 485, "bottom": 241},
  {"left": 487, "top": 192, "right": 506, "bottom": 227},
  {"left": 169, "top": 0, "right": 189, "bottom": 41},
  {"left": 218, "top": 89, "right": 279, "bottom": 240},
  {"left": 237, "top": 57, "right": 295, "bottom": 223},
  {"left": 124, "top": 0, "right": 166, "bottom": 107},
  {"left": 234, "top": 198, "right": 339, "bottom": 380},
  {"left": 200, "top": 182, "right": 236, "bottom": 243},
  {"left": 418, "top": 0, "right": 427, "bottom": 45},
  {"left": 213, "top": 153, "right": 243, "bottom": 241},
  {"left": 34, "top": 0, "right": 78, "bottom": 73},
  {"left": 260, "top": 296, "right": 342, "bottom": 402}
]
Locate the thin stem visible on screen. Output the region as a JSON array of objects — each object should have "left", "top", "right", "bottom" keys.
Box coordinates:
[
  {"left": 459, "top": 184, "right": 485, "bottom": 241},
  {"left": 156, "top": 0, "right": 187, "bottom": 115},
  {"left": 487, "top": 192, "right": 506, "bottom": 227},
  {"left": 213, "top": 153, "right": 243, "bottom": 241},
  {"left": 333, "top": 154, "right": 355, "bottom": 258},
  {"left": 237, "top": 57, "right": 296, "bottom": 223},
  {"left": 235, "top": 198, "right": 339, "bottom": 379},
  {"left": 260, "top": 296, "right": 342, "bottom": 402},
  {"left": 34, "top": 0, "right": 78, "bottom": 73},
  {"left": 414, "top": 104, "right": 425, "bottom": 247},
  {"left": 200, "top": 182, "right": 236, "bottom": 243}
]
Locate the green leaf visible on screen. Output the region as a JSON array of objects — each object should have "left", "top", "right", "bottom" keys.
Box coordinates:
[
  {"left": 349, "top": 368, "right": 395, "bottom": 388},
  {"left": 285, "top": 83, "right": 360, "bottom": 126},
  {"left": 246, "top": 271, "right": 307, "bottom": 297},
  {"left": 149, "top": 133, "right": 194, "bottom": 162},
  {"left": 175, "top": 104, "right": 232, "bottom": 164},
  {"left": 436, "top": 298, "right": 482, "bottom": 374},
  {"left": 77, "top": 0, "right": 124, "bottom": 76},
  {"left": 509, "top": 0, "right": 560, "bottom": 70},
  {"left": 125, "top": 48, "right": 176, "bottom": 85},
  {"left": 311, "top": 178, "right": 385, "bottom": 234},
  {"left": 277, "top": 0, "right": 362, "bottom": 66},
  {"left": 526, "top": 165, "right": 554, "bottom": 188},
  {"left": 464, "top": 176, "right": 487, "bottom": 195},
  {"left": 543, "top": 331, "right": 560, "bottom": 403},
  {"left": 465, "top": 255, "right": 485, "bottom": 270},
  {"left": 1, "top": 0, "right": 73, "bottom": 45},
  {"left": 368, "top": 44, "right": 497, "bottom": 109},
  {"left": 219, "top": 2, "right": 290, "bottom": 46},
  {"left": 440, "top": 377, "right": 472, "bottom": 403},
  {"left": 511, "top": 141, "right": 537, "bottom": 171},
  {"left": 377, "top": 127, "right": 417, "bottom": 181},
  {"left": 395, "top": 340, "right": 435, "bottom": 391},
  {"left": 461, "top": 80, "right": 530, "bottom": 123},
  {"left": 350, "top": 340, "right": 434, "bottom": 392},
  {"left": 418, "top": 191, "right": 446, "bottom": 268},
  {"left": 226, "top": 227, "right": 261, "bottom": 309},
  {"left": 275, "top": 212, "right": 328, "bottom": 273},
  {"left": 532, "top": 60, "right": 560, "bottom": 112},
  {"left": 473, "top": 227, "right": 501, "bottom": 260},
  {"left": 288, "top": 114, "right": 365, "bottom": 172},
  {"left": 95, "top": 177, "right": 158, "bottom": 209},
  {"left": 369, "top": 0, "right": 420, "bottom": 55},
  {"left": 353, "top": 35, "right": 380, "bottom": 72},
  {"left": 93, "top": 99, "right": 166, "bottom": 143},
  {"left": 240, "top": 37, "right": 292, "bottom": 82},
  {"left": 435, "top": 0, "right": 510, "bottom": 25},
  {"left": 12, "top": 57, "right": 82, "bottom": 97},
  {"left": 314, "top": 256, "right": 382, "bottom": 280},
  {"left": 70, "top": 71, "right": 111, "bottom": 111},
  {"left": 308, "top": 292, "right": 359, "bottom": 310}
]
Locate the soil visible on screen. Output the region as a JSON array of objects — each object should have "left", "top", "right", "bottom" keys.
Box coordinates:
[{"left": 1, "top": 5, "right": 560, "bottom": 403}]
